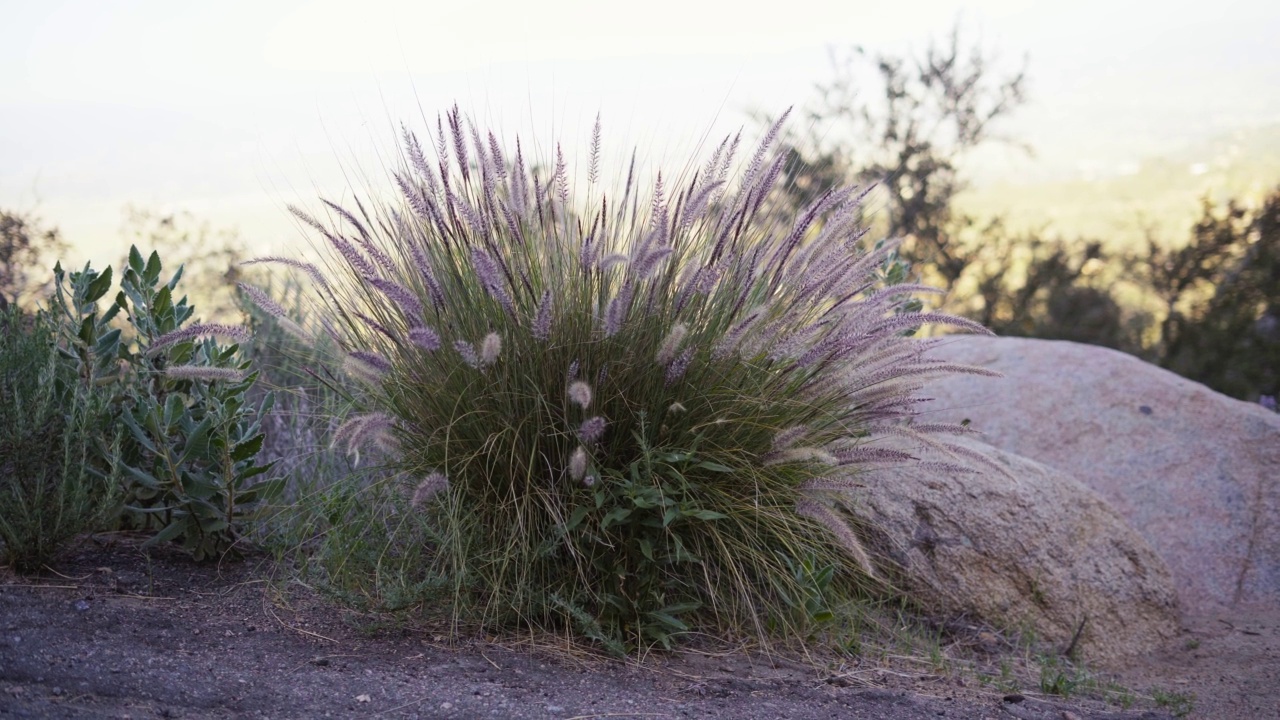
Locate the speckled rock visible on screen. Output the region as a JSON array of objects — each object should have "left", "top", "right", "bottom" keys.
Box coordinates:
[
  {"left": 922, "top": 336, "right": 1280, "bottom": 614},
  {"left": 851, "top": 435, "right": 1180, "bottom": 664}
]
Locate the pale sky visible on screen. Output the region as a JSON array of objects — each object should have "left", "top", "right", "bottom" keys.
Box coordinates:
[{"left": 3, "top": 0, "right": 1279, "bottom": 263}]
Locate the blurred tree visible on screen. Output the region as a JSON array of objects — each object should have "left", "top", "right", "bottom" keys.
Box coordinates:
[
  {"left": 118, "top": 206, "right": 248, "bottom": 320},
  {"left": 0, "top": 209, "right": 69, "bottom": 310},
  {"left": 1141, "top": 190, "right": 1280, "bottom": 400},
  {"left": 793, "top": 23, "right": 1027, "bottom": 285}
]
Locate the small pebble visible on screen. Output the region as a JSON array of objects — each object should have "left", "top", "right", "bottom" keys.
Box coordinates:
[{"left": 73, "top": 600, "right": 90, "bottom": 612}]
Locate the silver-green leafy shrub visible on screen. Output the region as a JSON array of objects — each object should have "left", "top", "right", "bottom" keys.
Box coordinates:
[
  {"left": 48, "top": 247, "right": 281, "bottom": 561},
  {"left": 254, "top": 108, "right": 994, "bottom": 652}
]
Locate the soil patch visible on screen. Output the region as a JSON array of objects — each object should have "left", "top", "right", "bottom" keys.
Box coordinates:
[{"left": 1, "top": 537, "right": 1260, "bottom": 719}]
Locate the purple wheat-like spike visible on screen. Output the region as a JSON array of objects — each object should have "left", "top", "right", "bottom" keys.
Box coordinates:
[
  {"left": 350, "top": 351, "right": 392, "bottom": 373},
  {"left": 603, "top": 282, "right": 633, "bottom": 337},
  {"left": 238, "top": 282, "right": 287, "bottom": 318},
  {"left": 354, "top": 313, "right": 397, "bottom": 343},
  {"left": 150, "top": 323, "right": 251, "bottom": 353},
  {"left": 470, "top": 247, "right": 514, "bottom": 314},
  {"left": 511, "top": 138, "right": 528, "bottom": 218},
  {"left": 408, "top": 326, "right": 441, "bottom": 351},
  {"left": 588, "top": 113, "right": 602, "bottom": 185},
  {"left": 578, "top": 416, "right": 607, "bottom": 444},
  {"left": 329, "top": 235, "right": 378, "bottom": 279},
  {"left": 448, "top": 105, "right": 469, "bottom": 183},
  {"left": 553, "top": 143, "right": 569, "bottom": 209},
  {"left": 488, "top": 131, "right": 507, "bottom": 181},
  {"left": 453, "top": 339, "right": 480, "bottom": 368},
  {"left": 288, "top": 204, "right": 326, "bottom": 234},
  {"left": 321, "top": 199, "right": 370, "bottom": 243},
  {"left": 742, "top": 106, "right": 791, "bottom": 190},
  {"left": 240, "top": 256, "right": 328, "bottom": 288},
  {"left": 532, "top": 289, "right": 553, "bottom": 341},
  {"left": 664, "top": 347, "right": 695, "bottom": 386},
  {"left": 408, "top": 244, "right": 446, "bottom": 309},
  {"left": 367, "top": 276, "right": 424, "bottom": 319}
]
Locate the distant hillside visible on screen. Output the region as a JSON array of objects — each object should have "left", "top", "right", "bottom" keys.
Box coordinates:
[{"left": 957, "top": 124, "right": 1280, "bottom": 248}]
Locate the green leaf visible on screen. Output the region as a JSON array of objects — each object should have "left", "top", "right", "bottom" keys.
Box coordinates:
[
  {"left": 695, "top": 461, "right": 735, "bottom": 473},
  {"left": 638, "top": 538, "right": 654, "bottom": 561},
  {"left": 141, "top": 519, "right": 186, "bottom": 548},
  {"left": 78, "top": 315, "right": 95, "bottom": 345},
  {"left": 100, "top": 302, "right": 122, "bottom": 325},
  {"left": 180, "top": 417, "right": 214, "bottom": 464},
  {"left": 199, "top": 518, "right": 230, "bottom": 534},
  {"left": 153, "top": 285, "right": 173, "bottom": 323},
  {"left": 661, "top": 601, "right": 701, "bottom": 614},
  {"left": 662, "top": 507, "right": 679, "bottom": 528},
  {"left": 84, "top": 265, "right": 113, "bottom": 303},
  {"left": 167, "top": 263, "right": 185, "bottom": 291},
  {"left": 564, "top": 506, "right": 589, "bottom": 533},
  {"left": 631, "top": 492, "right": 660, "bottom": 509},
  {"left": 646, "top": 611, "right": 689, "bottom": 632},
  {"left": 181, "top": 474, "right": 220, "bottom": 501},
  {"left": 237, "top": 476, "right": 284, "bottom": 504},
  {"left": 600, "top": 507, "right": 632, "bottom": 530},
  {"left": 686, "top": 509, "right": 728, "bottom": 521},
  {"left": 143, "top": 251, "right": 162, "bottom": 283},
  {"left": 121, "top": 462, "right": 162, "bottom": 489},
  {"left": 121, "top": 412, "right": 159, "bottom": 454},
  {"left": 128, "top": 245, "right": 145, "bottom": 274},
  {"left": 230, "top": 433, "right": 264, "bottom": 463},
  {"left": 95, "top": 328, "right": 122, "bottom": 357},
  {"left": 234, "top": 461, "right": 276, "bottom": 484},
  {"left": 163, "top": 394, "right": 185, "bottom": 430}
]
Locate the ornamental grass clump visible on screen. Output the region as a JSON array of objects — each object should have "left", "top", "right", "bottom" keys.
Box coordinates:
[{"left": 269, "top": 107, "right": 994, "bottom": 653}]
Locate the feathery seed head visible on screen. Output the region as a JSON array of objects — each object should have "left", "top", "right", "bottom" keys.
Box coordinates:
[
  {"left": 454, "top": 339, "right": 481, "bottom": 368},
  {"left": 532, "top": 289, "right": 553, "bottom": 341},
  {"left": 411, "top": 472, "right": 449, "bottom": 507},
  {"left": 569, "top": 446, "right": 588, "bottom": 481},
  {"left": 664, "top": 346, "right": 695, "bottom": 386},
  {"left": 150, "top": 323, "right": 252, "bottom": 354},
  {"left": 578, "top": 416, "right": 607, "bottom": 444},
  {"left": 656, "top": 323, "right": 689, "bottom": 365},
  {"left": 163, "top": 365, "right": 246, "bottom": 383},
  {"left": 479, "top": 332, "right": 502, "bottom": 367},
  {"left": 567, "top": 381, "right": 592, "bottom": 409},
  {"left": 408, "top": 326, "right": 441, "bottom": 351}
]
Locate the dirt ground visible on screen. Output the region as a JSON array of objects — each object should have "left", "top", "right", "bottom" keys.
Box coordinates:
[{"left": 0, "top": 538, "right": 1273, "bottom": 719}]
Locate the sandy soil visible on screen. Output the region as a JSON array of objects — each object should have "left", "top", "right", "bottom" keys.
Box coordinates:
[{"left": 1, "top": 538, "right": 1267, "bottom": 719}]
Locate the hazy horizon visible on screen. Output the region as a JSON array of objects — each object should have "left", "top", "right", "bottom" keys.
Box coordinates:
[{"left": 4, "top": 0, "right": 1279, "bottom": 265}]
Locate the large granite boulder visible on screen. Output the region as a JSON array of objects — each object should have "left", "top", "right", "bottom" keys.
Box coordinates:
[
  {"left": 851, "top": 436, "right": 1180, "bottom": 664},
  {"left": 922, "top": 336, "right": 1280, "bottom": 614}
]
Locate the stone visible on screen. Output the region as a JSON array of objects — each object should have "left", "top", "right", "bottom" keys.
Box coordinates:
[
  {"left": 922, "top": 336, "right": 1280, "bottom": 614},
  {"left": 851, "top": 435, "right": 1180, "bottom": 664}
]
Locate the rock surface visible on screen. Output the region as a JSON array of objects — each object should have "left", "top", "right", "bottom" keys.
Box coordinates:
[
  {"left": 922, "top": 336, "right": 1280, "bottom": 614},
  {"left": 850, "top": 435, "right": 1180, "bottom": 664}
]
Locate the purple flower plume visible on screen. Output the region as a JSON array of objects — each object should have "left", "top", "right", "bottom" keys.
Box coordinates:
[
  {"left": 470, "top": 247, "right": 514, "bottom": 314},
  {"left": 588, "top": 114, "right": 602, "bottom": 185},
  {"left": 238, "top": 283, "right": 287, "bottom": 319},
  {"left": 454, "top": 339, "right": 481, "bottom": 368},
  {"left": 367, "top": 276, "right": 424, "bottom": 319},
  {"left": 408, "top": 326, "right": 441, "bottom": 351},
  {"left": 240, "top": 256, "right": 328, "bottom": 288},
  {"left": 664, "top": 346, "right": 695, "bottom": 386},
  {"left": 350, "top": 351, "right": 392, "bottom": 373},
  {"left": 150, "top": 323, "right": 251, "bottom": 353},
  {"left": 604, "top": 282, "right": 633, "bottom": 337},
  {"left": 533, "top": 289, "right": 553, "bottom": 341},
  {"left": 578, "top": 416, "right": 607, "bottom": 444}
]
